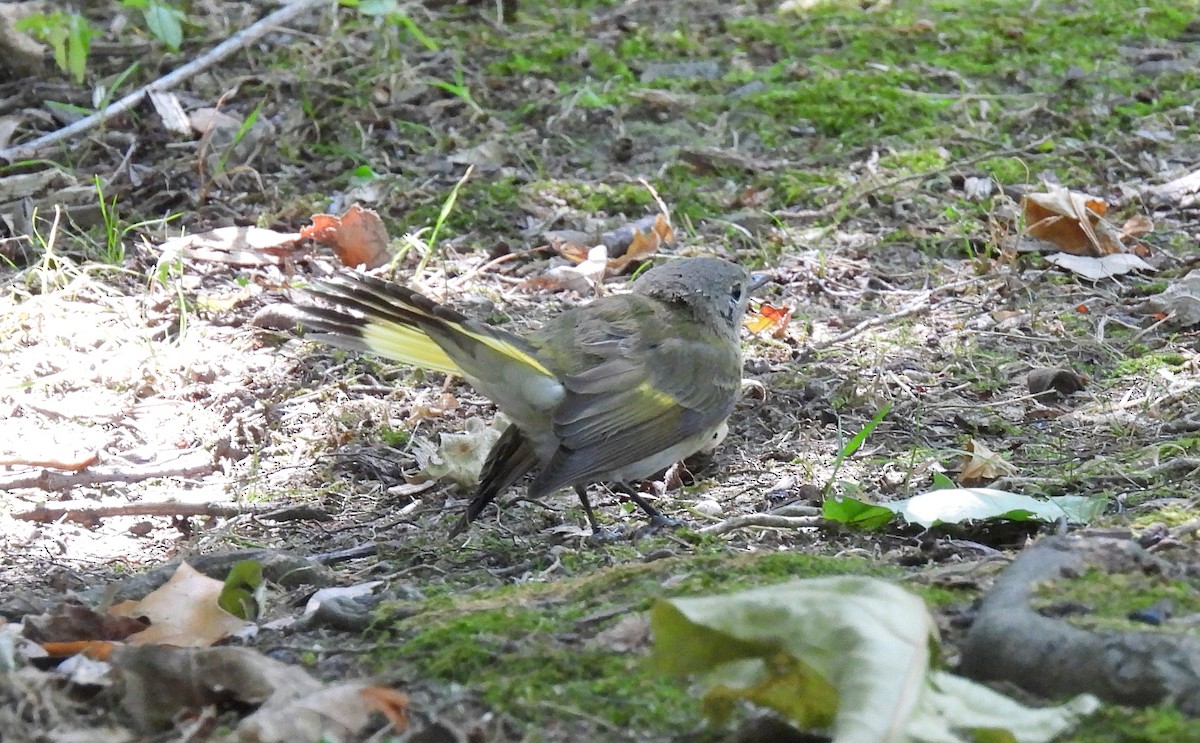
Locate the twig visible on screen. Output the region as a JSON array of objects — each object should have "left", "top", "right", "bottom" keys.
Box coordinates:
[
  {"left": 13, "top": 500, "right": 330, "bottom": 524},
  {"left": 697, "top": 513, "right": 824, "bottom": 536},
  {"left": 0, "top": 452, "right": 99, "bottom": 471},
  {"left": 0, "top": 449, "right": 216, "bottom": 491},
  {"left": 807, "top": 274, "right": 992, "bottom": 353},
  {"left": 0, "top": 0, "right": 333, "bottom": 162}
]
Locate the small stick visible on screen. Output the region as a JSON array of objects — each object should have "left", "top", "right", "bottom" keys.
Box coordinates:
[
  {"left": 697, "top": 513, "right": 824, "bottom": 536},
  {"left": 0, "top": 0, "right": 333, "bottom": 162},
  {"left": 13, "top": 501, "right": 330, "bottom": 524}
]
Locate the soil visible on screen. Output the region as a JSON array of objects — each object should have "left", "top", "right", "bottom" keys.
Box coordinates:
[{"left": 3, "top": 0, "right": 1200, "bottom": 741}]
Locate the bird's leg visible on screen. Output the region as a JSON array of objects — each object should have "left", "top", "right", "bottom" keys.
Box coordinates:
[
  {"left": 574, "top": 485, "right": 621, "bottom": 542},
  {"left": 611, "top": 482, "right": 684, "bottom": 532}
]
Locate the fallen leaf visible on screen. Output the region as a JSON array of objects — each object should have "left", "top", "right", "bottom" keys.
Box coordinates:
[
  {"left": 1022, "top": 187, "right": 1127, "bottom": 256},
  {"left": 1120, "top": 214, "right": 1154, "bottom": 239},
  {"left": 606, "top": 214, "right": 674, "bottom": 269},
  {"left": 302, "top": 204, "right": 391, "bottom": 269},
  {"left": 958, "top": 439, "right": 1014, "bottom": 485},
  {"left": 237, "top": 681, "right": 409, "bottom": 743},
  {"left": 448, "top": 140, "right": 506, "bottom": 168},
  {"left": 652, "top": 577, "right": 1097, "bottom": 742},
  {"left": 24, "top": 603, "right": 148, "bottom": 645},
  {"left": 825, "top": 490, "right": 1105, "bottom": 531},
  {"left": 554, "top": 215, "right": 674, "bottom": 271},
  {"left": 1043, "top": 251, "right": 1153, "bottom": 280},
  {"left": 744, "top": 303, "right": 794, "bottom": 337},
  {"left": 407, "top": 392, "right": 459, "bottom": 422},
  {"left": 109, "top": 562, "right": 249, "bottom": 647},
  {"left": 412, "top": 416, "right": 506, "bottom": 489},
  {"left": 110, "top": 644, "right": 322, "bottom": 732},
  {"left": 188, "top": 107, "right": 242, "bottom": 137},
  {"left": 525, "top": 245, "right": 609, "bottom": 293},
  {"left": 218, "top": 560, "right": 264, "bottom": 621},
  {"left": 588, "top": 614, "right": 651, "bottom": 653},
  {"left": 1142, "top": 272, "right": 1200, "bottom": 326}
]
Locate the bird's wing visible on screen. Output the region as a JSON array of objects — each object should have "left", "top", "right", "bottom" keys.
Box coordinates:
[{"left": 530, "top": 297, "right": 741, "bottom": 495}]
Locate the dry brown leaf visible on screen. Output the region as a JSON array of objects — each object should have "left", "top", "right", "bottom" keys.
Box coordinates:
[
  {"left": 24, "top": 603, "right": 148, "bottom": 646},
  {"left": 607, "top": 214, "right": 674, "bottom": 270},
  {"left": 1022, "top": 187, "right": 1123, "bottom": 256},
  {"left": 237, "top": 682, "right": 409, "bottom": 743},
  {"left": 359, "top": 686, "right": 412, "bottom": 732},
  {"left": 1121, "top": 214, "right": 1154, "bottom": 239},
  {"left": 110, "top": 645, "right": 323, "bottom": 732},
  {"left": 109, "top": 562, "right": 248, "bottom": 647},
  {"left": 407, "top": 392, "right": 459, "bottom": 422},
  {"left": 553, "top": 214, "right": 674, "bottom": 271},
  {"left": 958, "top": 439, "right": 1014, "bottom": 486},
  {"left": 302, "top": 204, "right": 391, "bottom": 269},
  {"left": 551, "top": 240, "right": 592, "bottom": 264},
  {"left": 524, "top": 245, "right": 609, "bottom": 293},
  {"left": 188, "top": 107, "right": 242, "bottom": 137}
]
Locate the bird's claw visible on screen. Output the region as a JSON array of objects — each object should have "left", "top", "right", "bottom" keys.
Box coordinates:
[{"left": 585, "top": 526, "right": 625, "bottom": 544}]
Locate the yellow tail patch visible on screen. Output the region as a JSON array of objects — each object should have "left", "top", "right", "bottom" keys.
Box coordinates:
[{"left": 361, "top": 323, "right": 460, "bottom": 375}]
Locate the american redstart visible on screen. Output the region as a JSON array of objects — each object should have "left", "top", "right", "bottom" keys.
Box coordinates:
[{"left": 288, "top": 256, "right": 753, "bottom": 536}]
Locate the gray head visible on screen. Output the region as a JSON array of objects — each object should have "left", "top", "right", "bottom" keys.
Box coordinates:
[{"left": 631, "top": 257, "right": 753, "bottom": 337}]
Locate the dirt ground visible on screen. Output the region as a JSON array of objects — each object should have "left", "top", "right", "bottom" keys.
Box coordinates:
[{"left": 3, "top": 0, "right": 1200, "bottom": 741}]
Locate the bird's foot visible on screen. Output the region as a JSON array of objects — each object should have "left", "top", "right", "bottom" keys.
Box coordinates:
[
  {"left": 633, "top": 514, "right": 686, "bottom": 538},
  {"left": 585, "top": 525, "right": 625, "bottom": 544}
]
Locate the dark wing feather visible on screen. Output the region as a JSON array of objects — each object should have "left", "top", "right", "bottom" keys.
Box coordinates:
[
  {"left": 528, "top": 297, "right": 741, "bottom": 496},
  {"left": 451, "top": 424, "right": 539, "bottom": 535}
]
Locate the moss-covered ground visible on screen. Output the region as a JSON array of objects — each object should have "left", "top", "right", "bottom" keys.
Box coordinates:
[{"left": 4, "top": 0, "right": 1200, "bottom": 740}]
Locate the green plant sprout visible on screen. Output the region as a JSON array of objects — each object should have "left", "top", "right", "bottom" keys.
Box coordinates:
[
  {"left": 16, "top": 11, "right": 95, "bottom": 83},
  {"left": 823, "top": 403, "right": 892, "bottom": 499},
  {"left": 122, "top": 0, "right": 186, "bottom": 51}
]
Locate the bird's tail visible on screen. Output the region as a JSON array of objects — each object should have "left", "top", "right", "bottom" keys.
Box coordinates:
[
  {"left": 449, "top": 423, "right": 540, "bottom": 535},
  {"left": 292, "top": 274, "right": 550, "bottom": 385}
]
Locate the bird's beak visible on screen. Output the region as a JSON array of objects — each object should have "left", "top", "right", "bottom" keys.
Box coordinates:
[{"left": 749, "top": 272, "right": 773, "bottom": 292}]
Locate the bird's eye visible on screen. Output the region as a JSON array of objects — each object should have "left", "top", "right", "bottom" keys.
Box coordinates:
[{"left": 730, "top": 284, "right": 743, "bottom": 301}]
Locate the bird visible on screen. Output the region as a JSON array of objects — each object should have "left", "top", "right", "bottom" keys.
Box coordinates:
[{"left": 287, "top": 256, "right": 754, "bottom": 537}]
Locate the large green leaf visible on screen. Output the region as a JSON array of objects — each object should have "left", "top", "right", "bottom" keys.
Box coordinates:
[{"left": 651, "top": 577, "right": 1097, "bottom": 742}]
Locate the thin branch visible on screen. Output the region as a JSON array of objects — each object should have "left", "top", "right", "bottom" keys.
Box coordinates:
[
  {"left": 0, "top": 449, "right": 215, "bottom": 491},
  {"left": 807, "top": 274, "right": 993, "bottom": 353},
  {"left": 697, "top": 513, "right": 824, "bottom": 536},
  {"left": 13, "top": 501, "right": 330, "bottom": 524},
  {"left": 0, "top": 0, "right": 334, "bottom": 163}
]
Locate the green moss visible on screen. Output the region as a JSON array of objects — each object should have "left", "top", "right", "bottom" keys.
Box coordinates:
[
  {"left": 370, "top": 550, "right": 899, "bottom": 733},
  {"left": 377, "top": 426, "right": 410, "bottom": 447},
  {"left": 400, "top": 177, "right": 525, "bottom": 239},
  {"left": 1129, "top": 504, "right": 1200, "bottom": 530},
  {"left": 978, "top": 157, "right": 1030, "bottom": 185},
  {"left": 523, "top": 179, "right": 656, "bottom": 215},
  {"left": 1112, "top": 350, "right": 1188, "bottom": 378},
  {"left": 879, "top": 148, "right": 949, "bottom": 174},
  {"left": 1132, "top": 280, "right": 1170, "bottom": 297},
  {"left": 1073, "top": 704, "right": 1200, "bottom": 742},
  {"left": 1035, "top": 567, "right": 1200, "bottom": 629}
]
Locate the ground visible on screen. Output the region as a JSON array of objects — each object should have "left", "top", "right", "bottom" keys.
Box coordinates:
[{"left": 3, "top": 0, "right": 1200, "bottom": 740}]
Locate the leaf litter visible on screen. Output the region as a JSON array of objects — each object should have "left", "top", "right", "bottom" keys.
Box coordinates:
[{"left": 3, "top": 0, "right": 1200, "bottom": 740}]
